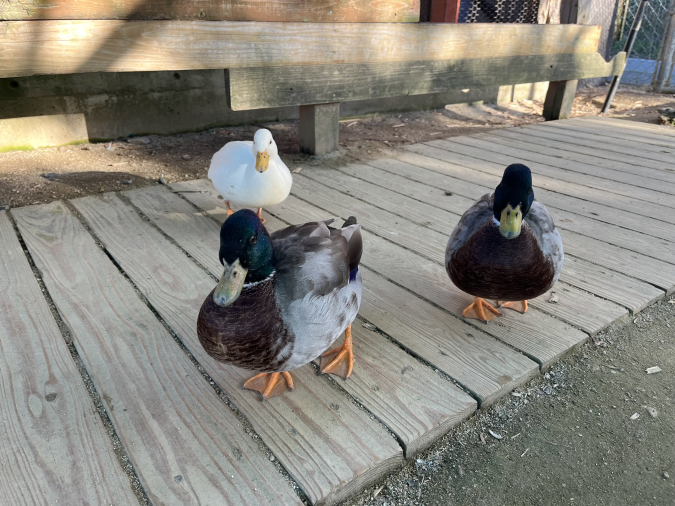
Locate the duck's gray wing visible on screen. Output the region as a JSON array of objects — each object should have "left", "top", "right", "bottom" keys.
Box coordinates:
[
  {"left": 446, "top": 192, "right": 494, "bottom": 271},
  {"left": 271, "top": 220, "right": 362, "bottom": 370},
  {"left": 524, "top": 200, "right": 564, "bottom": 283}
]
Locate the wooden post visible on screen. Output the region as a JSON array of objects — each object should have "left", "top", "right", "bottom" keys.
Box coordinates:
[
  {"left": 299, "top": 103, "right": 340, "bottom": 155},
  {"left": 429, "top": 0, "right": 461, "bottom": 23},
  {"left": 542, "top": 79, "right": 578, "bottom": 120},
  {"left": 542, "top": 0, "right": 580, "bottom": 121}
]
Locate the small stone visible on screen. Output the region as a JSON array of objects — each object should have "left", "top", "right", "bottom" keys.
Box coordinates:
[
  {"left": 98, "top": 187, "right": 105, "bottom": 193},
  {"left": 548, "top": 293, "right": 559, "bottom": 303},
  {"left": 158, "top": 177, "right": 167, "bottom": 185},
  {"left": 269, "top": 455, "right": 275, "bottom": 462},
  {"left": 646, "top": 366, "right": 662, "bottom": 374},
  {"left": 45, "top": 393, "right": 58, "bottom": 402},
  {"left": 182, "top": 154, "right": 191, "bottom": 160},
  {"left": 42, "top": 172, "right": 59, "bottom": 180},
  {"left": 123, "top": 179, "right": 133, "bottom": 185},
  {"left": 444, "top": 190, "right": 453, "bottom": 196},
  {"left": 664, "top": 472, "right": 670, "bottom": 479},
  {"left": 0, "top": 205, "right": 9, "bottom": 211},
  {"left": 543, "top": 384, "right": 553, "bottom": 395},
  {"left": 362, "top": 322, "right": 377, "bottom": 331},
  {"left": 128, "top": 136, "right": 151, "bottom": 145},
  {"left": 630, "top": 413, "right": 640, "bottom": 420}
]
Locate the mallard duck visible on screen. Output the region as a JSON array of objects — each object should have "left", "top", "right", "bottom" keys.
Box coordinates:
[
  {"left": 197, "top": 209, "right": 363, "bottom": 401},
  {"left": 446, "top": 163, "right": 563, "bottom": 323},
  {"left": 208, "top": 129, "right": 292, "bottom": 222}
]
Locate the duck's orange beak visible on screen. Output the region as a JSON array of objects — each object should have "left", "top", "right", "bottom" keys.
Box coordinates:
[{"left": 255, "top": 151, "right": 270, "bottom": 173}]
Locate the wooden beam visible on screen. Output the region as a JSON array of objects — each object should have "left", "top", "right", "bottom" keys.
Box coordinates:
[
  {"left": 0, "top": 0, "right": 420, "bottom": 23},
  {"left": 229, "top": 52, "right": 626, "bottom": 110},
  {"left": 0, "top": 21, "right": 602, "bottom": 78},
  {"left": 299, "top": 103, "right": 340, "bottom": 155}
]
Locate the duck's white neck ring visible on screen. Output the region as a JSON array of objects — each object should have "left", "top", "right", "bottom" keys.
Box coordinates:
[{"left": 243, "top": 270, "right": 276, "bottom": 288}]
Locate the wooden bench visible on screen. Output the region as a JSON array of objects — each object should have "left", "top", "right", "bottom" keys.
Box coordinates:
[{"left": 0, "top": 20, "right": 625, "bottom": 154}]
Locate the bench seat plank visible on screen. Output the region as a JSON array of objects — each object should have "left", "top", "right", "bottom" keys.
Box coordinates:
[{"left": 0, "top": 21, "right": 601, "bottom": 78}]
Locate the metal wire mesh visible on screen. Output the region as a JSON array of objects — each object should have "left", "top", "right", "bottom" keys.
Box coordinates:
[
  {"left": 613, "top": 0, "right": 675, "bottom": 86},
  {"left": 459, "top": 0, "right": 540, "bottom": 23}
]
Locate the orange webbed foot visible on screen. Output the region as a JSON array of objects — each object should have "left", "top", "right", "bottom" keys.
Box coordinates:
[
  {"left": 243, "top": 372, "right": 294, "bottom": 401},
  {"left": 497, "top": 300, "right": 528, "bottom": 313},
  {"left": 462, "top": 297, "right": 501, "bottom": 323},
  {"left": 319, "top": 325, "right": 354, "bottom": 380}
]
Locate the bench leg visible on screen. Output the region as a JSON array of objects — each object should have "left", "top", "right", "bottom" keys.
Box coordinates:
[
  {"left": 299, "top": 103, "right": 340, "bottom": 155},
  {"left": 542, "top": 80, "right": 578, "bottom": 121}
]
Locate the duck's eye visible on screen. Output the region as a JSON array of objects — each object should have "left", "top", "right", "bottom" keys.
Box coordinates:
[
  {"left": 269, "top": 140, "right": 272, "bottom": 145},
  {"left": 249, "top": 235, "right": 257, "bottom": 245},
  {"left": 232, "top": 271, "right": 237, "bottom": 278}
]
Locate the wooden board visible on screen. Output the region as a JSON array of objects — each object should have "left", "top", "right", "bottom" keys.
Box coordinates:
[
  {"left": 560, "top": 120, "right": 675, "bottom": 151},
  {"left": 528, "top": 122, "right": 675, "bottom": 167},
  {"left": 12, "top": 202, "right": 303, "bottom": 506},
  {"left": 379, "top": 151, "right": 675, "bottom": 292},
  {"left": 334, "top": 163, "right": 665, "bottom": 313},
  {"left": 126, "top": 185, "right": 479, "bottom": 457},
  {"left": 228, "top": 52, "right": 624, "bottom": 110},
  {"left": 172, "top": 179, "right": 587, "bottom": 369},
  {"left": 432, "top": 136, "right": 675, "bottom": 210},
  {"left": 0, "top": 0, "right": 420, "bottom": 22},
  {"left": 71, "top": 193, "right": 403, "bottom": 506},
  {"left": 294, "top": 169, "right": 626, "bottom": 334},
  {"left": 411, "top": 142, "right": 675, "bottom": 234},
  {"left": 487, "top": 128, "right": 675, "bottom": 180},
  {"left": 169, "top": 180, "right": 539, "bottom": 404},
  {"left": 0, "top": 21, "right": 601, "bottom": 78},
  {"left": 571, "top": 117, "right": 675, "bottom": 144},
  {"left": 0, "top": 211, "right": 138, "bottom": 505}
]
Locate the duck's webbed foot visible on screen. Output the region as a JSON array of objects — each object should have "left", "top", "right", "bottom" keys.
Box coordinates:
[
  {"left": 463, "top": 297, "right": 501, "bottom": 323},
  {"left": 256, "top": 207, "right": 266, "bottom": 224},
  {"left": 243, "top": 372, "right": 294, "bottom": 401},
  {"left": 224, "top": 200, "right": 234, "bottom": 217},
  {"left": 497, "top": 300, "right": 528, "bottom": 313},
  {"left": 319, "top": 324, "right": 354, "bottom": 380}
]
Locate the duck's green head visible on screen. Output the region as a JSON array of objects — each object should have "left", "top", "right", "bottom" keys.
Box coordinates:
[
  {"left": 493, "top": 163, "right": 534, "bottom": 240},
  {"left": 213, "top": 210, "right": 274, "bottom": 307}
]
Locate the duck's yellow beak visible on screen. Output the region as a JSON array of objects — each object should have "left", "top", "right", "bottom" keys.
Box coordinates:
[
  {"left": 255, "top": 150, "right": 270, "bottom": 173},
  {"left": 499, "top": 204, "right": 522, "bottom": 239},
  {"left": 213, "top": 259, "right": 248, "bottom": 307}
]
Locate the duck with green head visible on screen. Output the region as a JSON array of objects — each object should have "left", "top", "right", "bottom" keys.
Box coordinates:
[
  {"left": 446, "top": 163, "right": 563, "bottom": 323},
  {"left": 197, "top": 209, "right": 362, "bottom": 400}
]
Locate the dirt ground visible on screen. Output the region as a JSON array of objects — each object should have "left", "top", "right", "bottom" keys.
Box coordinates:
[
  {"left": 345, "top": 296, "right": 675, "bottom": 506},
  {"left": 1, "top": 84, "right": 674, "bottom": 209}
]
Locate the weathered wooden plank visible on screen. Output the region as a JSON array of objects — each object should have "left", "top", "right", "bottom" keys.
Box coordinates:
[
  {"left": 0, "top": 0, "right": 420, "bottom": 23},
  {"left": 172, "top": 179, "right": 588, "bottom": 369},
  {"left": 72, "top": 192, "right": 403, "bottom": 506},
  {"left": 562, "top": 118, "right": 675, "bottom": 151},
  {"left": 228, "top": 52, "right": 624, "bottom": 110},
  {"left": 169, "top": 180, "right": 539, "bottom": 403},
  {"left": 531, "top": 121, "right": 675, "bottom": 167},
  {"left": 489, "top": 128, "right": 675, "bottom": 177},
  {"left": 0, "top": 21, "right": 601, "bottom": 78},
  {"left": 376, "top": 152, "right": 675, "bottom": 292},
  {"left": 127, "top": 185, "right": 479, "bottom": 457},
  {"left": 12, "top": 202, "right": 303, "bottom": 506},
  {"left": 411, "top": 142, "right": 675, "bottom": 232},
  {"left": 334, "top": 163, "right": 665, "bottom": 312},
  {"left": 576, "top": 116, "right": 675, "bottom": 140},
  {"left": 0, "top": 211, "right": 138, "bottom": 505},
  {"left": 435, "top": 135, "right": 675, "bottom": 205},
  {"left": 490, "top": 122, "right": 675, "bottom": 184}
]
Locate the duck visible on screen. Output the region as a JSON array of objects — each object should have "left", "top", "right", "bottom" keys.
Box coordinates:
[
  {"left": 208, "top": 129, "right": 292, "bottom": 222},
  {"left": 197, "top": 209, "right": 363, "bottom": 401},
  {"left": 445, "top": 163, "right": 563, "bottom": 323}
]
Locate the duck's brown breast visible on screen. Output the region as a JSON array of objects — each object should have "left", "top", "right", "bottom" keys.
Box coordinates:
[
  {"left": 448, "top": 220, "right": 556, "bottom": 301},
  {"left": 197, "top": 278, "right": 294, "bottom": 372}
]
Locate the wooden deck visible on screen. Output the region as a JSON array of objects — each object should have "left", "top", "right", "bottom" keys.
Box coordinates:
[{"left": 2, "top": 116, "right": 674, "bottom": 505}]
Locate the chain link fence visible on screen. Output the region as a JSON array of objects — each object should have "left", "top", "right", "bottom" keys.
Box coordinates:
[{"left": 612, "top": 0, "right": 675, "bottom": 87}]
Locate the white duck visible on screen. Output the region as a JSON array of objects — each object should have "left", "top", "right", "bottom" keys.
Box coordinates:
[{"left": 208, "top": 129, "right": 292, "bottom": 221}]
